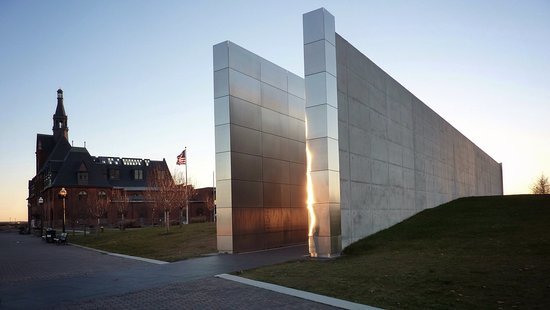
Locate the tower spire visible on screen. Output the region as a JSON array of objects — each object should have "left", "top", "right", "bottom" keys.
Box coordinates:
[{"left": 53, "top": 88, "right": 68, "bottom": 141}]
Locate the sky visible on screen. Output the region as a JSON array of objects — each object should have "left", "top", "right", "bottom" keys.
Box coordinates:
[{"left": 1, "top": 0, "right": 549, "bottom": 221}]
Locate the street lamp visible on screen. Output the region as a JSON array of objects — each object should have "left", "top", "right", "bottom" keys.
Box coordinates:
[
  {"left": 38, "top": 197, "right": 44, "bottom": 236},
  {"left": 58, "top": 188, "right": 67, "bottom": 233}
]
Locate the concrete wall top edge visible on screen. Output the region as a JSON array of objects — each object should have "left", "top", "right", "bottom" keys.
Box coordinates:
[{"left": 335, "top": 33, "right": 501, "bottom": 166}]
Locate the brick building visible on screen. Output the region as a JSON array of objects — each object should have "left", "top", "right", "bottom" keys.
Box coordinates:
[
  {"left": 27, "top": 89, "right": 214, "bottom": 232},
  {"left": 189, "top": 187, "right": 216, "bottom": 223}
]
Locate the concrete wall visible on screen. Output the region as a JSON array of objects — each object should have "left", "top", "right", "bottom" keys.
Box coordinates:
[
  {"left": 335, "top": 34, "right": 503, "bottom": 248},
  {"left": 213, "top": 41, "right": 308, "bottom": 253}
]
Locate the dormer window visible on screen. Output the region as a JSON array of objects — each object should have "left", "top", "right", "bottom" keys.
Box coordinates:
[
  {"left": 134, "top": 169, "right": 143, "bottom": 180},
  {"left": 78, "top": 162, "right": 88, "bottom": 185},
  {"left": 78, "top": 171, "right": 89, "bottom": 185},
  {"left": 109, "top": 168, "right": 120, "bottom": 180}
]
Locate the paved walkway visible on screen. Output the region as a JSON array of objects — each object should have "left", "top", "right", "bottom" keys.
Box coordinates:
[
  {"left": 54, "top": 277, "right": 337, "bottom": 309},
  {"left": 0, "top": 232, "right": 353, "bottom": 309}
]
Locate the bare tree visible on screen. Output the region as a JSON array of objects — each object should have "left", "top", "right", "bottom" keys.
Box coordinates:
[
  {"left": 70, "top": 191, "right": 89, "bottom": 236},
  {"left": 181, "top": 184, "right": 198, "bottom": 225},
  {"left": 90, "top": 190, "right": 110, "bottom": 235},
  {"left": 531, "top": 173, "right": 550, "bottom": 194},
  {"left": 78, "top": 197, "right": 90, "bottom": 236},
  {"left": 173, "top": 171, "right": 197, "bottom": 225},
  {"left": 143, "top": 189, "right": 157, "bottom": 226},
  {"left": 205, "top": 194, "right": 215, "bottom": 222},
  {"left": 147, "top": 166, "right": 179, "bottom": 232},
  {"left": 112, "top": 189, "right": 130, "bottom": 230}
]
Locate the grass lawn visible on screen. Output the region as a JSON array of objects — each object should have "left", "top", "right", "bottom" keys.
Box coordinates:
[
  {"left": 239, "top": 195, "right": 550, "bottom": 309},
  {"left": 69, "top": 222, "right": 216, "bottom": 262}
]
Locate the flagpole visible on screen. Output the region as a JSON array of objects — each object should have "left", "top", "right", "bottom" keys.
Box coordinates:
[{"left": 185, "top": 146, "right": 188, "bottom": 224}]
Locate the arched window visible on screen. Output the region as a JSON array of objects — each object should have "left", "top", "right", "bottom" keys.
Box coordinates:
[
  {"left": 78, "top": 191, "right": 88, "bottom": 201},
  {"left": 98, "top": 191, "right": 107, "bottom": 199}
]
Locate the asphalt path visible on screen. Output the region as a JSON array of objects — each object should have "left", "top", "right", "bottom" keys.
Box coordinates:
[{"left": 0, "top": 231, "right": 342, "bottom": 309}]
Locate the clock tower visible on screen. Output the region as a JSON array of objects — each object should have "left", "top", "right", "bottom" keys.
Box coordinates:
[{"left": 53, "top": 89, "right": 68, "bottom": 142}]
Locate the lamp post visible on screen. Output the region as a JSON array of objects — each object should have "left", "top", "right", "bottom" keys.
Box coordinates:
[
  {"left": 58, "top": 188, "right": 67, "bottom": 233},
  {"left": 27, "top": 202, "right": 31, "bottom": 234},
  {"left": 38, "top": 197, "right": 44, "bottom": 236}
]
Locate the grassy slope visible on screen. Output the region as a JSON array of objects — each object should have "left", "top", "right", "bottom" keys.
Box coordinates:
[
  {"left": 69, "top": 222, "right": 216, "bottom": 262},
  {"left": 240, "top": 195, "right": 550, "bottom": 309}
]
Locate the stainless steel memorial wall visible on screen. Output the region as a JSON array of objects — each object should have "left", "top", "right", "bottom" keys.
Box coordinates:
[
  {"left": 304, "top": 8, "right": 503, "bottom": 257},
  {"left": 214, "top": 41, "right": 308, "bottom": 253},
  {"left": 214, "top": 8, "right": 503, "bottom": 256}
]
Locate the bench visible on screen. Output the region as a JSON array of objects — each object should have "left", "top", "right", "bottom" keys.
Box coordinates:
[
  {"left": 54, "top": 232, "right": 68, "bottom": 245},
  {"left": 44, "top": 229, "right": 56, "bottom": 243}
]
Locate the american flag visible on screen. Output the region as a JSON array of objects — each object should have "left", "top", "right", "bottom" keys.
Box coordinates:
[{"left": 176, "top": 149, "right": 186, "bottom": 165}]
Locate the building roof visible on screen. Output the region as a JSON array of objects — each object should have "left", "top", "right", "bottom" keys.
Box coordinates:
[
  {"left": 33, "top": 135, "right": 169, "bottom": 192},
  {"left": 45, "top": 149, "right": 168, "bottom": 189},
  {"left": 50, "top": 147, "right": 111, "bottom": 188},
  {"left": 36, "top": 134, "right": 56, "bottom": 155},
  {"left": 37, "top": 136, "right": 71, "bottom": 175}
]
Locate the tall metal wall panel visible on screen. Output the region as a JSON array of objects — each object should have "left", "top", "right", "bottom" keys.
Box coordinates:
[
  {"left": 214, "top": 41, "right": 308, "bottom": 253},
  {"left": 214, "top": 8, "right": 503, "bottom": 256},
  {"left": 303, "top": 8, "right": 502, "bottom": 255},
  {"left": 303, "top": 8, "right": 342, "bottom": 257}
]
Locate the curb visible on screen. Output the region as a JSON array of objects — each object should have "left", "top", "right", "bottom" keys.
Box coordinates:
[
  {"left": 215, "top": 273, "right": 380, "bottom": 310},
  {"left": 69, "top": 243, "right": 169, "bottom": 265}
]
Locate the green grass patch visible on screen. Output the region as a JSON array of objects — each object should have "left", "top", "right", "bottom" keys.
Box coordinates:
[
  {"left": 240, "top": 195, "right": 550, "bottom": 309},
  {"left": 69, "top": 222, "right": 216, "bottom": 262}
]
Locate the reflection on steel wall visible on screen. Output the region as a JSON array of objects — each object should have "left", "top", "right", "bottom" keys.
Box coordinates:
[
  {"left": 214, "top": 8, "right": 503, "bottom": 256},
  {"left": 214, "top": 41, "right": 307, "bottom": 253},
  {"left": 303, "top": 8, "right": 504, "bottom": 255},
  {"left": 303, "top": 8, "right": 342, "bottom": 257}
]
